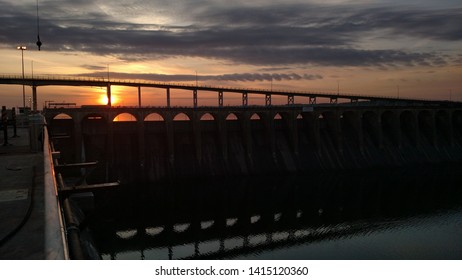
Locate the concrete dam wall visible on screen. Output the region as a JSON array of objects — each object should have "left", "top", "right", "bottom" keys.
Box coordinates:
[{"left": 46, "top": 105, "right": 462, "bottom": 183}]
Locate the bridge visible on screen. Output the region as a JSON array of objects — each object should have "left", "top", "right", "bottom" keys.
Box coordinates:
[{"left": 0, "top": 74, "right": 456, "bottom": 110}]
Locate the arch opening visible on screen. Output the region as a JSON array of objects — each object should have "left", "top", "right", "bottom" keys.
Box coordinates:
[
  {"left": 250, "top": 113, "right": 261, "bottom": 120},
  {"left": 200, "top": 113, "right": 215, "bottom": 121},
  {"left": 113, "top": 113, "right": 137, "bottom": 122},
  {"left": 173, "top": 113, "right": 191, "bottom": 121},
  {"left": 53, "top": 113, "right": 72, "bottom": 120},
  {"left": 144, "top": 113, "right": 164, "bottom": 122},
  {"left": 226, "top": 113, "right": 238, "bottom": 121}
]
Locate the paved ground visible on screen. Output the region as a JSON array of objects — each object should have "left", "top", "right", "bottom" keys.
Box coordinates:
[{"left": 0, "top": 127, "right": 46, "bottom": 259}]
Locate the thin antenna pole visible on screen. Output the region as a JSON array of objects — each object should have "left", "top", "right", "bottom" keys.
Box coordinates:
[
  {"left": 36, "top": 0, "right": 40, "bottom": 36},
  {"left": 36, "top": 0, "right": 42, "bottom": 50}
]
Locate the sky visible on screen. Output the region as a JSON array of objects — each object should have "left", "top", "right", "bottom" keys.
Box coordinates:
[{"left": 0, "top": 0, "right": 461, "bottom": 108}]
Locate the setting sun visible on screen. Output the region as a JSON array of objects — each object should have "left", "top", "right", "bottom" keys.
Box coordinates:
[{"left": 98, "top": 93, "right": 119, "bottom": 105}]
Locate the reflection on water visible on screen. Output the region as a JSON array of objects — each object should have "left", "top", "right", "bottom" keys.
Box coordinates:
[{"left": 89, "top": 166, "right": 462, "bottom": 259}]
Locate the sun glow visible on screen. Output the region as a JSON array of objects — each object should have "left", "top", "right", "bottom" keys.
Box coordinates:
[{"left": 98, "top": 93, "right": 119, "bottom": 105}]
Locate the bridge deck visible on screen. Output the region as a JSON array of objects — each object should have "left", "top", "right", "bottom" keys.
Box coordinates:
[{"left": 1, "top": 74, "right": 456, "bottom": 106}]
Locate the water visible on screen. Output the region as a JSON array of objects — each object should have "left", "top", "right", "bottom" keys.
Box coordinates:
[{"left": 88, "top": 166, "right": 462, "bottom": 260}]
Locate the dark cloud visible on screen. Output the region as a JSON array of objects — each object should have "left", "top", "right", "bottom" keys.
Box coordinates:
[
  {"left": 1, "top": 1, "right": 461, "bottom": 67},
  {"left": 80, "top": 64, "right": 107, "bottom": 71},
  {"left": 79, "top": 71, "right": 323, "bottom": 82}
]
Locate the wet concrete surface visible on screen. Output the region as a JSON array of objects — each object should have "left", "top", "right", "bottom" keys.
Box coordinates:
[{"left": 0, "top": 127, "right": 46, "bottom": 259}]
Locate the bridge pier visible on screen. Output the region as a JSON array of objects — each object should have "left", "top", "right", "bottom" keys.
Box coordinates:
[
  {"left": 285, "top": 112, "right": 299, "bottom": 155},
  {"left": 217, "top": 116, "right": 228, "bottom": 161},
  {"left": 288, "top": 95, "right": 294, "bottom": 106},
  {"left": 107, "top": 84, "right": 112, "bottom": 107},
  {"left": 137, "top": 119, "right": 146, "bottom": 169},
  {"left": 166, "top": 88, "right": 171, "bottom": 108},
  {"left": 106, "top": 120, "right": 114, "bottom": 166},
  {"left": 32, "top": 85, "right": 38, "bottom": 112},
  {"left": 267, "top": 115, "right": 277, "bottom": 163},
  {"left": 193, "top": 115, "right": 202, "bottom": 165},
  {"left": 242, "top": 114, "right": 253, "bottom": 168},
  {"left": 193, "top": 89, "right": 198, "bottom": 108},
  {"left": 138, "top": 86, "right": 142, "bottom": 108},
  {"left": 165, "top": 113, "right": 175, "bottom": 167},
  {"left": 218, "top": 91, "right": 224, "bottom": 107},
  {"left": 265, "top": 94, "right": 272, "bottom": 107},
  {"left": 73, "top": 121, "right": 83, "bottom": 163}
]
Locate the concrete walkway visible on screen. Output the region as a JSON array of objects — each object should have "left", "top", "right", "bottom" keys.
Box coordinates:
[{"left": 0, "top": 127, "right": 46, "bottom": 259}]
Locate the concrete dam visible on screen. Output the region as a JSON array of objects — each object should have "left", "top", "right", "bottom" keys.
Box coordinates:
[{"left": 45, "top": 103, "right": 462, "bottom": 184}]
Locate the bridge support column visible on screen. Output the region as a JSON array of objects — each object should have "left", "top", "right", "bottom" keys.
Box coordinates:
[
  {"left": 73, "top": 121, "right": 82, "bottom": 163},
  {"left": 364, "top": 113, "right": 383, "bottom": 149},
  {"left": 218, "top": 91, "right": 223, "bottom": 107},
  {"left": 107, "top": 119, "right": 114, "bottom": 165},
  {"left": 32, "top": 85, "right": 38, "bottom": 112},
  {"left": 166, "top": 88, "right": 171, "bottom": 108},
  {"left": 344, "top": 113, "right": 363, "bottom": 152},
  {"left": 357, "top": 115, "right": 364, "bottom": 152},
  {"left": 137, "top": 119, "right": 145, "bottom": 169},
  {"left": 193, "top": 89, "right": 198, "bottom": 108},
  {"left": 266, "top": 115, "right": 277, "bottom": 163},
  {"left": 413, "top": 113, "right": 421, "bottom": 147},
  {"left": 242, "top": 115, "right": 253, "bottom": 166},
  {"left": 393, "top": 113, "right": 402, "bottom": 148},
  {"left": 265, "top": 94, "right": 272, "bottom": 107},
  {"left": 327, "top": 112, "right": 343, "bottom": 153},
  {"left": 242, "top": 92, "right": 248, "bottom": 107},
  {"left": 447, "top": 112, "right": 455, "bottom": 147},
  {"left": 308, "top": 114, "right": 321, "bottom": 152},
  {"left": 165, "top": 114, "right": 175, "bottom": 167},
  {"left": 107, "top": 84, "right": 112, "bottom": 107},
  {"left": 309, "top": 96, "right": 316, "bottom": 104},
  {"left": 138, "top": 86, "right": 142, "bottom": 108},
  {"left": 430, "top": 113, "right": 438, "bottom": 147},
  {"left": 218, "top": 116, "right": 228, "bottom": 161},
  {"left": 193, "top": 114, "right": 202, "bottom": 164},
  {"left": 288, "top": 95, "right": 294, "bottom": 106},
  {"left": 287, "top": 112, "right": 299, "bottom": 155}
]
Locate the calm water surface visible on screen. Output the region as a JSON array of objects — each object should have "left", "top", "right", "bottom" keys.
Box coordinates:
[{"left": 89, "top": 166, "right": 462, "bottom": 259}]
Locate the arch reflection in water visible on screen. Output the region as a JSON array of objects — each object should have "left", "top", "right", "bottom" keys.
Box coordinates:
[{"left": 90, "top": 166, "right": 462, "bottom": 260}]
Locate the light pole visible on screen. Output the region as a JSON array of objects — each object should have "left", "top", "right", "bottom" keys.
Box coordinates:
[{"left": 17, "top": 46, "right": 27, "bottom": 110}]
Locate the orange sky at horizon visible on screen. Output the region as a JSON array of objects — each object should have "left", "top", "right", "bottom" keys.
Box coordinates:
[{"left": 1, "top": 60, "right": 461, "bottom": 109}]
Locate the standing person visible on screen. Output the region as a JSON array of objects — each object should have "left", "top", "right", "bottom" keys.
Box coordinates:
[{"left": 1, "top": 106, "right": 8, "bottom": 146}]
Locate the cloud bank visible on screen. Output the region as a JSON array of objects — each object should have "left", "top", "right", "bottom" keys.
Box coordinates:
[{"left": 0, "top": 0, "right": 461, "bottom": 68}]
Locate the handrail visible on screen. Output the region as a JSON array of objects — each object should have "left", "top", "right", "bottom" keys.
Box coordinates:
[{"left": 43, "top": 119, "right": 69, "bottom": 260}]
